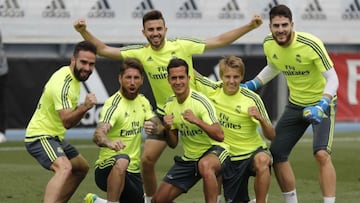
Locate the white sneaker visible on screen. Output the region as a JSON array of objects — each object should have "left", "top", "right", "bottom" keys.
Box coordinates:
[{"left": 0, "top": 132, "right": 6, "bottom": 143}]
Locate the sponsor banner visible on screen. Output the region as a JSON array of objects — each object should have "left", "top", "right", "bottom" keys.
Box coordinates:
[
  {"left": 5, "top": 56, "right": 279, "bottom": 128},
  {"left": 330, "top": 53, "right": 360, "bottom": 121},
  {"left": 0, "top": 0, "right": 359, "bottom": 44}
]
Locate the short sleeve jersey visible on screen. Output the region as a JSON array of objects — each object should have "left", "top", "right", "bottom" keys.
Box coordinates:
[
  {"left": 25, "top": 66, "right": 80, "bottom": 141},
  {"left": 95, "top": 92, "right": 155, "bottom": 173},
  {"left": 164, "top": 89, "right": 225, "bottom": 160},
  {"left": 263, "top": 32, "right": 334, "bottom": 106},
  {"left": 120, "top": 38, "right": 206, "bottom": 114},
  {"left": 196, "top": 76, "right": 270, "bottom": 160}
]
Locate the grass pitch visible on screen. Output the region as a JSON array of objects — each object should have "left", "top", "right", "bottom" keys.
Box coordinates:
[{"left": 0, "top": 132, "right": 359, "bottom": 203}]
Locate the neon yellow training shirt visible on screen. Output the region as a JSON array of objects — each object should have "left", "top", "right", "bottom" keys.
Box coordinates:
[
  {"left": 164, "top": 89, "right": 226, "bottom": 160},
  {"left": 263, "top": 32, "right": 334, "bottom": 106},
  {"left": 121, "top": 38, "right": 206, "bottom": 114},
  {"left": 95, "top": 92, "right": 154, "bottom": 173},
  {"left": 196, "top": 76, "right": 270, "bottom": 160},
  {"left": 25, "top": 66, "right": 80, "bottom": 141}
]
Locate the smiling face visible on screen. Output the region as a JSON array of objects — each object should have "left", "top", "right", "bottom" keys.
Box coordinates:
[
  {"left": 269, "top": 15, "right": 294, "bottom": 46},
  {"left": 221, "top": 66, "right": 243, "bottom": 95},
  {"left": 142, "top": 19, "right": 168, "bottom": 50},
  {"left": 219, "top": 56, "right": 245, "bottom": 95},
  {"left": 72, "top": 50, "right": 96, "bottom": 81},
  {"left": 168, "top": 65, "right": 190, "bottom": 103}
]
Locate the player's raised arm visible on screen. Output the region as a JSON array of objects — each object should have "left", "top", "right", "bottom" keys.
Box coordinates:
[
  {"left": 205, "top": 14, "right": 262, "bottom": 50},
  {"left": 74, "top": 18, "right": 123, "bottom": 60}
]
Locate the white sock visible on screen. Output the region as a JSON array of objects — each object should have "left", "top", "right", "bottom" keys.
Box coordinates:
[
  {"left": 107, "top": 201, "right": 119, "bottom": 203},
  {"left": 324, "top": 197, "right": 335, "bottom": 203},
  {"left": 94, "top": 196, "right": 107, "bottom": 203},
  {"left": 282, "top": 189, "right": 298, "bottom": 203},
  {"left": 144, "top": 195, "right": 152, "bottom": 203},
  {"left": 217, "top": 195, "right": 222, "bottom": 203}
]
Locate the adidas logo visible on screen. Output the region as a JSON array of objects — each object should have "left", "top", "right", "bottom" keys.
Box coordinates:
[
  {"left": 301, "top": 0, "right": 326, "bottom": 20},
  {"left": 132, "top": 0, "right": 154, "bottom": 18},
  {"left": 342, "top": 0, "right": 360, "bottom": 20},
  {"left": 218, "top": 0, "right": 244, "bottom": 19},
  {"left": 0, "top": 0, "right": 25, "bottom": 18},
  {"left": 261, "top": 0, "right": 279, "bottom": 19},
  {"left": 42, "top": 0, "right": 70, "bottom": 18},
  {"left": 176, "top": 0, "right": 202, "bottom": 19},
  {"left": 88, "top": 0, "right": 115, "bottom": 18},
  {"left": 80, "top": 69, "right": 109, "bottom": 126}
]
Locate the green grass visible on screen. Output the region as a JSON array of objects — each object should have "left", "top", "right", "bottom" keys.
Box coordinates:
[{"left": 0, "top": 132, "right": 359, "bottom": 203}]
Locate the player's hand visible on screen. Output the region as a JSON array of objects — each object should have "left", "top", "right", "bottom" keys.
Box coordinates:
[
  {"left": 303, "top": 106, "right": 326, "bottom": 125},
  {"left": 249, "top": 14, "right": 263, "bottom": 29},
  {"left": 182, "top": 109, "right": 198, "bottom": 124},
  {"left": 108, "top": 139, "right": 126, "bottom": 151},
  {"left": 303, "top": 96, "right": 330, "bottom": 124},
  {"left": 163, "top": 114, "right": 174, "bottom": 130},
  {"left": 248, "top": 106, "right": 261, "bottom": 121},
  {"left": 74, "top": 18, "right": 87, "bottom": 33},
  {"left": 84, "top": 93, "right": 97, "bottom": 110}
]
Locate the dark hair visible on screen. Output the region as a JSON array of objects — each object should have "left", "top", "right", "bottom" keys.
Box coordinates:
[
  {"left": 142, "top": 10, "right": 165, "bottom": 27},
  {"left": 269, "top": 4, "right": 292, "bottom": 22},
  {"left": 120, "top": 58, "right": 144, "bottom": 76},
  {"left": 73, "top": 41, "right": 97, "bottom": 57},
  {"left": 167, "top": 58, "right": 189, "bottom": 75},
  {"left": 219, "top": 56, "right": 245, "bottom": 78}
]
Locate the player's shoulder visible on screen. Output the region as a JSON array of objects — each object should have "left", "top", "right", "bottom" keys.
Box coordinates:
[
  {"left": 137, "top": 93, "right": 151, "bottom": 103},
  {"left": 263, "top": 33, "right": 274, "bottom": 44},
  {"left": 120, "top": 44, "right": 146, "bottom": 51},
  {"left": 295, "top": 32, "right": 323, "bottom": 45},
  {"left": 240, "top": 87, "right": 262, "bottom": 100},
  {"left": 167, "top": 37, "right": 205, "bottom": 44}
]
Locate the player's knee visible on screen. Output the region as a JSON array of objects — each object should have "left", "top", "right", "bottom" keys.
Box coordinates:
[
  {"left": 314, "top": 149, "right": 332, "bottom": 164},
  {"left": 114, "top": 158, "right": 129, "bottom": 174},
  {"left": 254, "top": 153, "right": 271, "bottom": 172},
  {"left": 198, "top": 159, "right": 220, "bottom": 178},
  {"left": 51, "top": 157, "right": 71, "bottom": 170},
  {"left": 141, "top": 154, "right": 156, "bottom": 168}
]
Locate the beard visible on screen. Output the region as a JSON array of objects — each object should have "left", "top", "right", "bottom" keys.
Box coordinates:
[
  {"left": 73, "top": 63, "right": 92, "bottom": 81},
  {"left": 273, "top": 32, "right": 292, "bottom": 46},
  {"left": 121, "top": 86, "right": 138, "bottom": 100}
]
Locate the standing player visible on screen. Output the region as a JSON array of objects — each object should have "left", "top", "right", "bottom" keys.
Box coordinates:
[
  {"left": 196, "top": 56, "right": 275, "bottom": 203},
  {"left": 25, "top": 41, "right": 97, "bottom": 203},
  {"left": 242, "top": 5, "right": 338, "bottom": 203},
  {"left": 84, "top": 58, "right": 164, "bottom": 203},
  {"left": 74, "top": 10, "right": 262, "bottom": 202},
  {"left": 152, "top": 58, "right": 229, "bottom": 203}
]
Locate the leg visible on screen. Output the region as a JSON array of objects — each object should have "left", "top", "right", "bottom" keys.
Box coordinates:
[
  {"left": 198, "top": 154, "right": 222, "bottom": 203},
  {"left": 253, "top": 152, "right": 271, "bottom": 203},
  {"left": 63, "top": 154, "right": 89, "bottom": 202},
  {"left": 44, "top": 155, "right": 89, "bottom": 203},
  {"left": 107, "top": 158, "right": 129, "bottom": 202},
  {"left": 152, "top": 182, "right": 183, "bottom": 203},
  {"left": 315, "top": 150, "right": 336, "bottom": 198},
  {"left": 312, "top": 100, "right": 337, "bottom": 202},
  {"left": 273, "top": 161, "right": 296, "bottom": 192},
  {"left": 216, "top": 175, "right": 222, "bottom": 203},
  {"left": 270, "top": 104, "right": 308, "bottom": 202},
  {"left": 141, "top": 139, "right": 167, "bottom": 197}
]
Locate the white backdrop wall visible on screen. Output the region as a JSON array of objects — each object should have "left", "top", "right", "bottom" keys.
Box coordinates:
[{"left": 0, "top": 0, "right": 359, "bottom": 44}]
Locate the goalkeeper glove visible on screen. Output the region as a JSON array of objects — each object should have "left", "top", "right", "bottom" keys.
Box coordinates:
[
  {"left": 302, "top": 96, "right": 330, "bottom": 124},
  {"left": 240, "top": 78, "right": 261, "bottom": 91}
]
